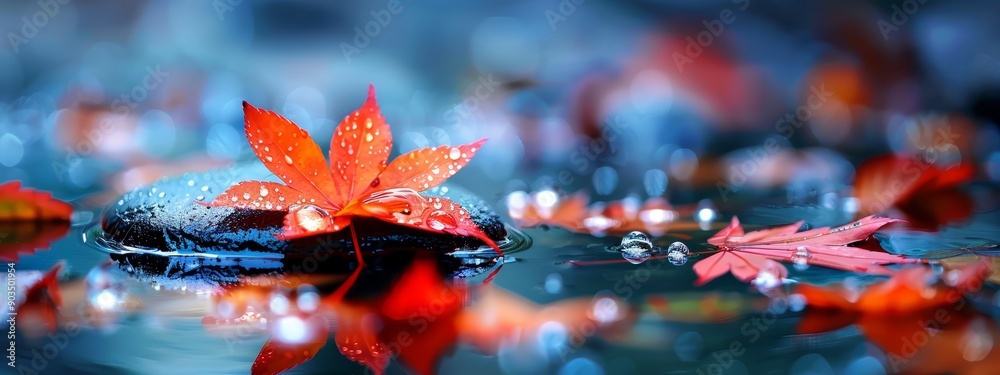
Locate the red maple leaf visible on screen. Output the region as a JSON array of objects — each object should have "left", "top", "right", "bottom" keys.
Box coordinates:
[
  {"left": 17, "top": 263, "right": 64, "bottom": 332},
  {"left": 796, "top": 257, "right": 991, "bottom": 316},
  {"left": 693, "top": 215, "right": 919, "bottom": 285},
  {"left": 0, "top": 181, "right": 73, "bottom": 222},
  {"left": 795, "top": 259, "right": 992, "bottom": 365},
  {"left": 855, "top": 154, "right": 975, "bottom": 229},
  {"left": 0, "top": 181, "right": 73, "bottom": 261},
  {"left": 205, "top": 85, "right": 502, "bottom": 264}
]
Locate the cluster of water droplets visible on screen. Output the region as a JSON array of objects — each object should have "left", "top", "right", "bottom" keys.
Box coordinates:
[{"left": 612, "top": 231, "right": 690, "bottom": 265}]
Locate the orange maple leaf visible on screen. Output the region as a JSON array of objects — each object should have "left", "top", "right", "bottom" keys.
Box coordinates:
[
  {"left": 0, "top": 181, "right": 73, "bottom": 221},
  {"left": 205, "top": 85, "right": 502, "bottom": 264}
]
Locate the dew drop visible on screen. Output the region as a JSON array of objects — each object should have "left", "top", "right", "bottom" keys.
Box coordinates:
[
  {"left": 666, "top": 242, "right": 690, "bottom": 266},
  {"left": 285, "top": 155, "right": 294, "bottom": 164},
  {"left": 448, "top": 147, "right": 461, "bottom": 160},
  {"left": 243, "top": 193, "right": 251, "bottom": 200},
  {"left": 293, "top": 205, "right": 330, "bottom": 232},
  {"left": 621, "top": 248, "right": 652, "bottom": 264},
  {"left": 266, "top": 156, "right": 273, "bottom": 162},
  {"left": 365, "top": 133, "right": 373, "bottom": 142},
  {"left": 260, "top": 186, "right": 269, "bottom": 197},
  {"left": 791, "top": 246, "right": 811, "bottom": 270},
  {"left": 370, "top": 177, "right": 380, "bottom": 188},
  {"left": 425, "top": 210, "right": 457, "bottom": 231},
  {"left": 620, "top": 231, "right": 653, "bottom": 251}
]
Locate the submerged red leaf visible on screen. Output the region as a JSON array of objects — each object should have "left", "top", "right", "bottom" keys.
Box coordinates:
[
  {"left": 693, "top": 215, "right": 918, "bottom": 285},
  {"left": 205, "top": 85, "right": 501, "bottom": 257}
]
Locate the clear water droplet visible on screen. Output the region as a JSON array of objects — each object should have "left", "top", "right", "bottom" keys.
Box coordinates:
[
  {"left": 292, "top": 204, "right": 330, "bottom": 232},
  {"left": 667, "top": 241, "right": 689, "bottom": 255},
  {"left": 621, "top": 248, "right": 652, "bottom": 264},
  {"left": 667, "top": 250, "right": 688, "bottom": 266},
  {"left": 448, "top": 147, "right": 461, "bottom": 160},
  {"left": 425, "top": 210, "right": 457, "bottom": 231},
  {"left": 792, "top": 246, "right": 811, "bottom": 270},
  {"left": 285, "top": 155, "right": 294, "bottom": 165},
  {"left": 620, "top": 231, "right": 653, "bottom": 251}
]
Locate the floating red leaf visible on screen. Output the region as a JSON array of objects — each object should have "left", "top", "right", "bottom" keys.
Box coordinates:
[
  {"left": 694, "top": 215, "right": 918, "bottom": 285},
  {"left": 796, "top": 257, "right": 991, "bottom": 315},
  {"left": 205, "top": 85, "right": 501, "bottom": 261},
  {"left": 0, "top": 182, "right": 72, "bottom": 261},
  {"left": 855, "top": 154, "right": 974, "bottom": 229},
  {"left": 0, "top": 181, "right": 73, "bottom": 222}
]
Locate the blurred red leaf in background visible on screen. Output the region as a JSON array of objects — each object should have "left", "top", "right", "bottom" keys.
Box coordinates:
[{"left": 855, "top": 154, "right": 975, "bottom": 230}]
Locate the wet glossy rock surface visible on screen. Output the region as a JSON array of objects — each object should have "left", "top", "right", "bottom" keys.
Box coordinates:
[{"left": 100, "top": 163, "right": 507, "bottom": 256}]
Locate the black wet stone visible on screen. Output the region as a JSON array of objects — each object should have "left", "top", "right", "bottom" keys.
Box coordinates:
[{"left": 100, "top": 163, "right": 507, "bottom": 256}]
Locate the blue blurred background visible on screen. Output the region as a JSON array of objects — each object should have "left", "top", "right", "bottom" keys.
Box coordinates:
[{"left": 1, "top": 0, "right": 999, "bottom": 205}]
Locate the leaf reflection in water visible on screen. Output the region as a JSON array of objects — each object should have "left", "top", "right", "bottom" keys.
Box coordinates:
[{"left": 196, "top": 255, "right": 635, "bottom": 375}]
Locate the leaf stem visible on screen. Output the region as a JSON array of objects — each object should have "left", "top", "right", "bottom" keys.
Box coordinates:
[{"left": 349, "top": 217, "right": 366, "bottom": 268}]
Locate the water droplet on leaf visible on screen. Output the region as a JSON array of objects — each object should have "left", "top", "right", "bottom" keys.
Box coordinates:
[
  {"left": 791, "top": 246, "right": 811, "bottom": 270},
  {"left": 292, "top": 205, "right": 330, "bottom": 232}
]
